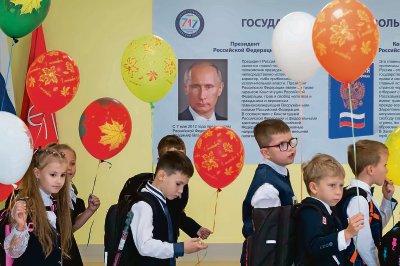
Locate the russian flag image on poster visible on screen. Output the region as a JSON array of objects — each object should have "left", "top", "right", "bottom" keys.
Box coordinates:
[{"left": 328, "top": 64, "right": 374, "bottom": 139}]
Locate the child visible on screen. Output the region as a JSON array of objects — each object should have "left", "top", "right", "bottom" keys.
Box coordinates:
[
  {"left": 120, "top": 135, "right": 211, "bottom": 240},
  {"left": 296, "top": 153, "right": 364, "bottom": 266},
  {"left": 130, "top": 150, "right": 207, "bottom": 265},
  {"left": 4, "top": 147, "right": 72, "bottom": 265},
  {"left": 241, "top": 119, "right": 297, "bottom": 265},
  {"left": 339, "top": 140, "right": 396, "bottom": 266},
  {"left": 50, "top": 143, "right": 101, "bottom": 266}
]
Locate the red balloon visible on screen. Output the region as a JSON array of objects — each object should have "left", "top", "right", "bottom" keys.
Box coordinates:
[
  {"left": 193, "top": 127, "right": 245, "bottom": 189},
  {"left": 26, "top": 50, "right": 80, "bottom": 113},
  {"left": 0, "top": 181, "right": 20, "bottom": 202},
  {"left": 79, "top": 97, "right": 132, "bottom": 160},
  {"left": 0, "top": 183, "right": 13, "bottom": 202}
]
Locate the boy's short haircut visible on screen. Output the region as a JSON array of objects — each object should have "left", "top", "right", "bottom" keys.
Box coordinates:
[
  {"left": 348, "top": 140, "right": 388, "bottom": 176},
  {"left": 253, "top": 119, "right": 291, "bottom": 148},
  {"left": 155, "top": 150, "right": 194, "bottom": 177},
  {"left": 302, "top": 153, "right": 345, "bottom": 194},
  {"left": 157, "top": 135, "right": 186, "bottom": 156}
]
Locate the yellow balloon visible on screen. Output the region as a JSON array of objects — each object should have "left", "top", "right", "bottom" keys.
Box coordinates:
[
  {"left": 386, "top": 126, "right": 400, "bottom": 186},
  {"left": 121, "top": 34, "right": 177, "bottom": 103}
]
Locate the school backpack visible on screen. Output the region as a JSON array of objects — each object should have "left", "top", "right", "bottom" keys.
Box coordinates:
[
  {"left": 378, "top": 220, "right": 400, "bottom": 265},
  {"left": 104, "top": 173, "right": 154, "bottom": 266},
  {"left": 246, "top": 203, "right": 322, "bottom": 266}
]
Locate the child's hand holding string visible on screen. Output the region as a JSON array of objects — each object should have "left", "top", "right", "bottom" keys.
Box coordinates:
[
  {"left": 383, "top": 179, "right": 395, "bottom": 200},
  {"left": 12, "top": 200, "right": 27, "bottom": 231}
]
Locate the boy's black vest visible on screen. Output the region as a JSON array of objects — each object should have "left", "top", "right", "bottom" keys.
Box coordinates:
[
  {"left": 242, "top": 164, "right": 294, "bottom": 238},
  {"left": 337, "top": 187, "right": 382, "bottom": 264},
  {"left": 295, "top": 197, "right": 347, "bottom": 266},
  {"left": 115, "top": 191, "right": 174, "bottom": 266}
]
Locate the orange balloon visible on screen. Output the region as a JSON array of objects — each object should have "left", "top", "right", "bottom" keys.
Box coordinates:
[{"left": 312, "top": 0, "right": 379, "bottom": 83}]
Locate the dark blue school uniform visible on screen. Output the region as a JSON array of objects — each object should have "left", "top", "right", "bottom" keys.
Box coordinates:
[
  {"left": 296, "top": 197, "right": 350, "bottom": 266},
  {"left": 241, "top": 163, "right": 295, "bottom": 265}
]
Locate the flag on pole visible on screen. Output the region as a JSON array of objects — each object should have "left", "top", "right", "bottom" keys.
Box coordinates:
[
  {"left": 0, "top": 31, "right": 16, "bottom": 114},
  {"left": 20, "top": 25, "right": 59, "bottom": 148}
]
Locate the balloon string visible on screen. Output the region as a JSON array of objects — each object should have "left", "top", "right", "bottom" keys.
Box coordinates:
[
  {"left": 194, "top": 249, "right": 208, "bottom": 266},
  {"left": 90, "top": 160, "right": 102, "bottom": 196},
  {"left": 150, "top": 102, "right": 155, "bottom": 174},
  {"left": 212, "top": 188, "right": 221, "bottom": 232},
  {"left": 298, "top": 82, "right": 304, "bottom": 201},
  {"left": 0, "top": 38, "right": 16, "bottom": 111},
  {"left": 86, "top": 160, "right": 111, "bottom": 249},
  {"left": 347, "top": 82, "right": 360, "bottom": 266}
]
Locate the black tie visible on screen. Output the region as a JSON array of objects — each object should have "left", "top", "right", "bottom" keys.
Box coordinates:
[{"left": 160, "top": 201, "right": 175, "bottom": 266}]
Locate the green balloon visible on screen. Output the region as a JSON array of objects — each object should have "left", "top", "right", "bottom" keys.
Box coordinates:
[{"left": 0, "top": 0, "right": 51, "bottom": 38}]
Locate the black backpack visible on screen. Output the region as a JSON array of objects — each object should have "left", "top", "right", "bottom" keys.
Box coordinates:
[
  {"left": 246, "top": 204, "right": 322, "bottom": 266},
  {"left": 104, "top": 173, "right": 154, "bottom": 266},
  {"left": 379, "top": 220, "right": 400, "bottom": 265}
]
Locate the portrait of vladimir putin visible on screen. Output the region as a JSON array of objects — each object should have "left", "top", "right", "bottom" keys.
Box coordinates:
[{"left": 178, "top": 60, "right": 227, "bottom": 121}]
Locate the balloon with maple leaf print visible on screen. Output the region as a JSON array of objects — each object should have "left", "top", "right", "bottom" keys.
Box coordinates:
[
  {"left": 26, "top": 50, "right": 80, "bottom": 113},
  {"left": 312, "top": 0, "right": 379, "bottom": 83},
  {"left": 79, "top": 97, "right": 132, "bottom": 161},
  {"left": 193, "top": 126, "right": 245, "bottom": 189},
  {"left": 0, "top": 0, "right": 51, "bottom": 38},
  {"left": 121, "top": 34, "right": 177, "bottom": 103}
]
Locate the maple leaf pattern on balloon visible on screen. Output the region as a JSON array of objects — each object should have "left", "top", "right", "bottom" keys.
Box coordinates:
[
  {"left": 146, "top": 71, "right": 158, "bottom": 81},
  {"left": 202, "top": 151, "right": 219, "bottom": 171},
  {"left": 330, "top": 19, "right": 354, "bottom": 47},
  {"left": 315, "top": 42, "right": 327, "bottom": 56},
  {"left": 10, "top": 0, "right": 42, "bottom": 15},
  {"left": 99, "top": 120, "right": 127, "bottom": 150},
  {"left": 360, "top": 41, "right": 372, "bottom": 55},
  {"left": 39, "top": 66, "right": 59, "bottom": 85},
  {"left": 60, "top": 87, "right": 70, "bottom": 97},
  {"left": 224, "top": 167, "right": 234, "bottom": 176},
  {"left": 164, "top": 57, "right": 176, "bottom": 75},
  {"left": 28, "top": 76, "right": 35, "bottom": 87},
  {"left": 223, "top": 142, "right": 233, "bottom": 153},
  {"left": 66, "top": 62, "right": 75, "bottom": 73},
  {"left": 124, "top": 57, "right": 139, "bottom": 78}
]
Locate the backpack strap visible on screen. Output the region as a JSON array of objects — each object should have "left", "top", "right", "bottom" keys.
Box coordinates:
[{"left": 112, "top": 192, "right": 158, "bottom": 266}]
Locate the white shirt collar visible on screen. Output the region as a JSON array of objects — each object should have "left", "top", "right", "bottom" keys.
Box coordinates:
[
  {"left": 348, "top": 179, "right": 372, "bottom": 196},
  {"left": 145, "top": 181, "right": 166, "bottom": 205},
  {"left": 39, "top": 188, "right": 57, "bottom": 229},
  {"left": 189, "top": 106, "right": 216, "bottom": 121},
  {"left": 311, "top": 196, "right": 332, "bottom": 215},
  {"left": 262, "top": 158, "right": 288, "bottom": 176},
  {"left": 39, "top": 188, "right": 53, "bottom": 206}
]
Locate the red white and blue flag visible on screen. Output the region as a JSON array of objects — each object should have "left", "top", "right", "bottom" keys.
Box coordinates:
[{"left": 329, "top": 65, "right": 374, "bottom": 139}]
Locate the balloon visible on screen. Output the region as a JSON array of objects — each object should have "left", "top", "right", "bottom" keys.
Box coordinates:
[
  {"left": 0, "top": 183, "right": 13, "bottom": 202},
  {"left": 312, "top": 0, "right": 379, "bottom": 83},
  {"left": 26, "top": 50, "right": 80, "bottom": 113},
  {"left": 272, "top": 12, "right": 320, "bottom": 82},
  {"left": 385, "top": 126, "right": 400, "bottom": 186},
  {"left": 0, "top": 111, "right": 33, "bottom": 184},
  {"left": 79, "top": 97, "right": 132, "bottom": 160},
  {"left": 193, "top": 126, "right": 245, "bottom": 189},
  {"left": 0, "top": 0, "right": 51, "bottom": 38},
  {"left": 121, "top": 34, "right": 177, "bottom": 103},
  {"left": 0, "top": 181, "right": 20, "bottom": 202}
]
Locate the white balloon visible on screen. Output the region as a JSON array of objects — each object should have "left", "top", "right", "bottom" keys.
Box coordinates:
[
  {"left": 272, "top": 12, "right": 320, "bottom": 82},
  {"left": 0, "top": 112, "right": 33, "bottom": 184}
]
